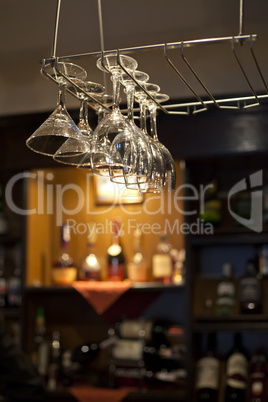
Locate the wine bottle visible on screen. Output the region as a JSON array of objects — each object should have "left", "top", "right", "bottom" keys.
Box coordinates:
[
  {"left": 249, "top": 348, "right": 267, "bottom": 402},
  {"left": 0, "top": 246, "right": 6, "bottom": 307},
  {"left": 224, "top": 332, "right": 249, "bottom": 402},
  {"left": 0, "top": 184, "right": 8, "bottom": 235},
  {"left": 33, "top": 306, "right": 49, "bottom": 379},
  {"left": 127, "top": 228, "right": 149, "bottom": 282},
  {"left": 52, "top": 223, "right": 77, "bottom": 285},
  {"left": 80, "top": 229, "right": 101, "bottom": 281},
  {"left": 239, "top": 259, "right": 262, "bottom": 314},
  {"left": 195, "top": 332, "right": 220, "bottom": 401},
  {"left": 152, "top": 233, "right": 172, "bottom": 284},
  {"left": 199, "top": 173, "right": 222, "bottom": 227},
  {"left": 47, "top": 330, "right": 62, "bottom": 391},
  {"left": 72, "top": 330, "right": 116, "bottom": 365},
  {"left": 107, "top": 218, "right": 125, "bottom": 281},
  {"left": 216, "top": 263, "right": 235, "bottom": 316},
  {"left": 116, "top": 318, "right": 176, "bottom": 346}
]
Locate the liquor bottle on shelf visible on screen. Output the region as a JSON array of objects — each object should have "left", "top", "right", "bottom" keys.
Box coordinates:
[
  {"left": 47, "top": 330, "right": 62, "bottom": 391},
  {"left": 0, "top": 184, "right": 8, "bottom": 236},
  {"left": 107, "top": 218, "right": 126, "bottom": 281},
  {"left": 33, "top": 306, "right": 49, "bottom": 379},
  {"left": 258, "top": 244, "right": 268, "bottom": 277},
  {"left": 52, "top": 223, "right": 77, "bottom": 285},
  {"left": 195, "top": 332, "right": 220, "bottom": 401},
  {"left": 239, "top": 259, "right": 262, "bottom": 314},
  {"left": 116, "top": 318, "right": 175, "bottom": 345},
  {"left": 199, "top": 173, "right": 222, "bottom": 227},
  {"left": 170, "top": 248, "right": 185, "bottom": 285},
  {"left": 224, "top": 332, "right": 249, "bottom": 402},
  {"left": 7, "top": 266, "right": 21, "bottom": 307},
  {"left": 216, "top": 262, "right": 235, "bottom": 316},
  {"left": 127, "top": 228, "right": 149, "bottom": 282},
  {"left": 152, "top": 233, "right": 172, "bottom": 284},
  {"left": 80, "top": 229, "right": 101, "bottom": 281},
  {"left": 72, "top": 329, "right": 116, "bottom": 366},
  {"left": 249, "top": 348, "right": 267, "bottom": 402},
  {"left": 0, "top": 246, "right": 6, "bottom": 307}
]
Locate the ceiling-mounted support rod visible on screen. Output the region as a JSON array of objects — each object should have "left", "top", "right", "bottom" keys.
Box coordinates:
[
  {"left": 51, "top": 0, "right": 62, "bottom": 58},
  {"left": 97, "top": 0, "right": 107, "bottom": 91},
  {"left": 239, "top": 0, "right": 245, "bottom": 36}
]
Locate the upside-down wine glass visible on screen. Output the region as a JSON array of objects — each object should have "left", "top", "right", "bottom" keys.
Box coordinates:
[
  {"left": 128, "top": 82, "right": 165, "bottom": 192},
  {"left": 110, "top": 70, "right": 153, "bottom": 186},
  {"left": 26, "top": 62, "right": 87, "bottom": 156},
  {"left": 147, "top": 93, "right": 176, "bottom": 191},
  {"left": 91, "top": 54, "right": 138, "bottom": 178},
  {"left": 53, "top": 79, "right": 105, "bottom": 167},
  {"left": 76, "top": 93, "right": 114, "bottom": 169}
]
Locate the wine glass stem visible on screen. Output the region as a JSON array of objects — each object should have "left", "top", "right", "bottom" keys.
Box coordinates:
[
  {"left": 57, "top": 82, "right": 66, "bottom": 108},
  {"left": 126, "top": 84, "right": 135, "bottom": 122},
  {"left": 139, "top": 98, "right": 147, "bottom": 133},
  {"left": 149, "top": 105, "right": 158, "bottom": 140},
  {"left": 79, "top": 98, "right": 89, "bottom": 126},
  {"left": 111, "top": 71, "right": 121, "bottom": 111}
]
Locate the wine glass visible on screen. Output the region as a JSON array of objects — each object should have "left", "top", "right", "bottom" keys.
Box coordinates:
[
  {"left": 26, "top": 62, "right": 87, "bottom": 156},
  {"left": 147, "top": 93, "right": 176, "bottom": 191},
  {"left": 76, "top": 93, "right": 114, "bottom": 169},
  {"left": 53, "top": 80, "right": 105, "bottom": 166},
  {"left": 128, "top": 82, "right": 165, "bottom": 192},
  {"left": 110, "top": 70, "right": 153, "bottom": 186},
  {"left": 91, "top": 54, "right": 138, "bottom": 178}
]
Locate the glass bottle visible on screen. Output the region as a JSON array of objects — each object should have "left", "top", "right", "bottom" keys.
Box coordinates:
[
  {"left": 0, "top": 185, "right": 8, "bottom": 236},
  {"left": 199, "top": 174, "right": 222, "bottom": 227},
  {"left": 52, "top": 223, "right": 77, "bottom": 285},
  {"left": 239, "top": 259, "right": 262, "bottom": 314},
  {"left": 249, "top": 348, "right": 267, "bottom": 402},
  {"left": 0, "top": 246, "right": 6, "bottom": 307},
  {"left": 80, "top": 230, "right": 101, "bottom": 281},
  {"left": 195, "top": 332, "right": 220, "bottom": 401},
  {"left": 224, "top": 332, "right": 249, "bottom": 402},
  {"left": 127, "top": 228, "right": 149, "bottom": 282},
  {"left": 107, "top": 218, "right": 126, "bottom": 281},
  {"left": 152, "top": 233, "right": 172, "bottom": 284},
  {"left": 216, "top": 263, "right": 235, "bottom": 316},
  {"left": 33, "top": 306, "right": 49, "bottom": 379}
]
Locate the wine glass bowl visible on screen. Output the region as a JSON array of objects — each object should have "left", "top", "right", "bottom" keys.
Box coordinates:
[
  {"left": 42, "top": 61, "right": 87, "bottom": 83},
  {"left": 91, "top": 54, "right": 139, "bottom": 178},
  {"left": 26, "top": 62, "right": 88, "bottom": 156},
  {"left": 53, "top": 81, "right": 105, "bottom": 167},
  {"left": 147, "top": 93, "right": 176, "bottom": 192},
  {"left": 96, "top": 54, "right": 138, "bottom": 74},
  {"left": 111, "top": 70, "right": 152, "bottom": 186}
]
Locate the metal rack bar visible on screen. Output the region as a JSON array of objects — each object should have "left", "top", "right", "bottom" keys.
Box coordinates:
[{"left": 43, "top": 34, "right": 258, "bottom": 64}]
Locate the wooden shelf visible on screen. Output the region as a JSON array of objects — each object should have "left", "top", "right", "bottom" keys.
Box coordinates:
[
  {"left": 25, "top": 283, "right": 184, "bottom": 294},
  {"left": 189, "top": 230, "right": 268, "bottom": 246},
  {"left": 193, "top": 314, "right": 268, "bottom": 332},
  {"left": 47, "top": 387, "right": 186, "bottom": 402}
]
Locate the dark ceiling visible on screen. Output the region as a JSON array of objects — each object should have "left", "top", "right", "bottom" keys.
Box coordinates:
[{"left": 1, "top": 0, "right": 268, "bottom": 116}]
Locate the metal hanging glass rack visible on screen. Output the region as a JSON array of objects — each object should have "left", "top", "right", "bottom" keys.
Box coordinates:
[{"left": 41, "top": 0, "right": 268, "bottom": 116}]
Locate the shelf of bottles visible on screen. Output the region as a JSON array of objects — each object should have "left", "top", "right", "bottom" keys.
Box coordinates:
[{"left": 30, "top": 305, "right": 187, "bottom": 398}]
